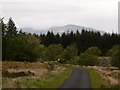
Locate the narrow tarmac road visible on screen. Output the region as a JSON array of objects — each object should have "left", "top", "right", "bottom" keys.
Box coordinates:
[{"left": 60, "top": 68, "right": 92, "bottom": 88}]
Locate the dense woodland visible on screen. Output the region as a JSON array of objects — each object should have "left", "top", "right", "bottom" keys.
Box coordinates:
[
  {"left": 40, "top": 29, "right": 120, "bottom": 55},
  {"left": 1, "top": 18, "right": 120, "bottom": 68}
]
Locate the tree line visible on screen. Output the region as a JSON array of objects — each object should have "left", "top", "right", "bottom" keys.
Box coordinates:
[
  {"left": 39, "top": 30, "right": 120, "bottom": 55},
  {"left": 1, "top": 18, "right": 120, "bottom": 68}
]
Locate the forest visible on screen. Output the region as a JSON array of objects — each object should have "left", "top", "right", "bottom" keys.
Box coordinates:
[{"left": 1, "top": 18, "right": 120, "bottom": 68}]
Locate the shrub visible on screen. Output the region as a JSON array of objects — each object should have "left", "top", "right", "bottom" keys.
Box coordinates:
[
  {"left": 110, "top": 45, "right": 120, "bottom": 68},
  {"left": 5, "top": 35, "right": 44, "bottom": 62},
  {"left": 85, "top": 46, "right": 101, "bottom": 56},
  {"left": 57, "top": 44, "right": 78, "bottom": 63},
  {"left": 42, "top": 44, "right": 63, "bottom": 61},
  {"left": 67, "top": 56, "right": 80, "bottom": 65},
  {"left": 79, "top": 53, "right": 98, "bottom": 66},
  {"left": 108, "top": 45, "right": 119, "bottom": 56}
]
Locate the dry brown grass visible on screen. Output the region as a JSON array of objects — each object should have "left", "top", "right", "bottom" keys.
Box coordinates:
[
  {"left": 85, "top": 66, "right": 119, "bottom": 85},
  {"left": 2, "top": 61, "right": 66, "bottom": 88},
  {"left": 2, "top": 61, "right": 48, "bottom": 70}
]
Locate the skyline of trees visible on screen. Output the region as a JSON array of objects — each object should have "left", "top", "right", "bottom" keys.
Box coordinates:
[{"left": 40, "top": 29, "right": 120, "bottom": 55}]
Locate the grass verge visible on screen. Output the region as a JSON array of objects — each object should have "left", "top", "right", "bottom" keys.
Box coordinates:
[
  {"left": 86, "top": 68, "right": 110, "bottom": 88},
  {"left": 21, "top": 68, "right": 72, "bottom": 88}
]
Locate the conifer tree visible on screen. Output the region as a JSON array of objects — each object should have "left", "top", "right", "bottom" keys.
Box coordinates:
[{"left": 6, "top": 17, "right": 17, "bottom": 38}]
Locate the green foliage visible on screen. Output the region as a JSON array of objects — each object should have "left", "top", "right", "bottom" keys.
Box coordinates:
[
  {"left": 58, "top": 44, "right": 78, "bottom": 63},
  {"left": 1, "top": 18, "right": 6, "bottom": 38},
  {"left": 110, "top": 45, "right": 120, "bottom": 68},
  {"left": 6, "top": 18, "right": 17, "bottom": 38},
  {"left": 4, "top": 35, "right": 44, "bottom": 62},
  {"left": 2, "top": 18, "right": 120, "bottom": 62},
  {"left": 2, "top": 18, "right": 44, "bottom": 62},
  {"left": 41, "top": 30, "right": 120, "bottom": 56},
  {"left": 86, "top": 68, "right": 110, "bottom": 88},
  {"left": 85, "top": 46, "right": 101, "bottom": 56},
  {"left": 42, "top": 44, "right": 63, "bottom": 61},
  {"left": 18, "top": 35, "right": 43, "bottom": 61},
  {"left": 68, "top": 56, "right": 80, "bottom": 65},
  {"left": 78, "top": 46, "right": 101, "bottom": 66},
  {"left": 79, "top": 53, "right": 98, "bottom": 66},
  {"left": 108, "top": 45, "right": 119, "bottom": 55}
]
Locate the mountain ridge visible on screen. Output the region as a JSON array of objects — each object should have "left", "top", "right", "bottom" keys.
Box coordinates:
[{"left": 21, "top": 24, "right": 106, "bottom": 34}]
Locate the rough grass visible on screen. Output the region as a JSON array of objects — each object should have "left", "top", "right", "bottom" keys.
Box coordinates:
[
  {"left": 2, "top": 61, "right": 48, "bottom": 70},
  {"left": 2, "top": 61, "right": 68, "bottom": 88},
  {"left": 86, "top": 68, "right": 110, "bottom": 88},
  {"left": 20, "top": 68, "right": 72, "bottom": 88},
  {"left": 2, "top": 70, "right": 34, "bottom": 78}
]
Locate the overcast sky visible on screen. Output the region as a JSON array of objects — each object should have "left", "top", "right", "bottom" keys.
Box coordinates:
[{"left": 1, "top": 0, "right": 119, "bottom": 33}]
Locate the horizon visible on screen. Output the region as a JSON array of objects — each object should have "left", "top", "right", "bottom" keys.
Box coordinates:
[
  {"left": 1, "top": 0, "right": 119, "bottom": 33},
  {"left": 20, "top": 24, "right": 109, "bottom": 35}
]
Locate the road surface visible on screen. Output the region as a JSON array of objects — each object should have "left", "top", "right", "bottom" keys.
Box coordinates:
[{"left": 60, "top": 68, "right": 92, "bottom": 88}]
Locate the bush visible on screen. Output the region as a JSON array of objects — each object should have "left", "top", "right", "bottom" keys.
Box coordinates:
[
  {"left": 79, "top": 53, "right": 98, "bottom": 66},
  {"left": 108, "top": 45, "right": 119, "bottom": 55},
  {"left": 57, "top": 44, "right": 78, "bottom": 63},
  {"left": 85, "top": 46, "right": 101, "bottom": 56},
  {"left": 110, "top": 45, "right": 120, "bottom": 68},
  {"left": 68, "top": 56, "right": 80, "bottom": 65},
  {"left": 42, "top": 44, "right": 63, "bottom": 61},
  {"left": 4, "top": 35, "right": 44, "bottom": 62}
]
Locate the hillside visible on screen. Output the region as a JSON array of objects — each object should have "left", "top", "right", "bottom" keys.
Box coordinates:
[
  {"left": 48, "top": 24, "right": 106, "bottom": 34},
  {"left": 22, "top": 24, "right": 106, "bottom": 34}
]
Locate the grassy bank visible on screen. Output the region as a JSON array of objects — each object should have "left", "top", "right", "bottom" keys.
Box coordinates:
[
  {"left": 86, "top": 68, "right": 110, "bottom": 88},
  {"left": 21, "top": 68, "right": 72, "bottom": 88}
]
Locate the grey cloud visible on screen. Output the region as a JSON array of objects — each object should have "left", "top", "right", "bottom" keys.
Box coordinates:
[{"left": 2, "top": 0, "right": 119, "bottom": 33}]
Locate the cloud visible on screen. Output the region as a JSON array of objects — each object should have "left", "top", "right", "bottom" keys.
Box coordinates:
[{"left": 1, "top": 0, "right": 119, "bottom": 33}]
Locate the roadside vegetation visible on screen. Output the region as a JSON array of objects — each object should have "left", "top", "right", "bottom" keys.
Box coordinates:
[
  {"left": 109, "top": 45, "right": 120, "bottom": 68},
  {"left": 21, "top": 68, "right": 72, "bottom": 88},
  {"left": 86, "top": 68, "right": 110, "bottom": 88},
  {"left": 2, "top": 61, "right": 72, "bottom": 88}
]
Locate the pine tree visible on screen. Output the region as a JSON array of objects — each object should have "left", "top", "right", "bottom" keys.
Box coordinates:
[
  {"left": 6, "top": 17, "right": 17, "bottom": 38},
  {"left": 0, "top": 18, "right": 6, "bottom": 38}
]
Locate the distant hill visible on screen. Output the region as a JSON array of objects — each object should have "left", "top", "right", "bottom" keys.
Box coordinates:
[
  {"left": 48, "top": 24, "right": 106, "bottom": 34},
  {"left": 21, "top": 24, "right": 106, "bottom": 35}
]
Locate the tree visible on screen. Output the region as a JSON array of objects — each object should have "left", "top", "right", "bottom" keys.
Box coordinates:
[
  {"left": 0, "top": 18, "right": 4, "bottom": 60},
  {"left": 108, "top": 45, "right": 119, "bottom": 55},
  {"left": 1, "top": 18, "right": 6, "bottom": 38},
  {"left": 43, "top": 31, "right": 55, "bottom": 46},
  {"left": 79, "top": 53, "right": 98, "bottom": 66},
  {"left": 85, "top": 46, "right": 101, "bottom": 56},
  {"left": 110, "top": 45, "right": 120, "bottom": 68},
  {"left": 3, "top": 34, "right": 44, "bottom": 62},
  {"left": 42, "top": 44, "right": 63, "bottom": 61},
  {"left": 68, "top": 56, "right": 80, "bottom": 65},
  {"left": 6, "top": 17, "right": 17, "bottom": 38},
  {"left": 58, "top": 44, "right": 78, "bottom": 63},
  {"left": 2, "top": 18, "right": 19, "bottom": 60}
]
